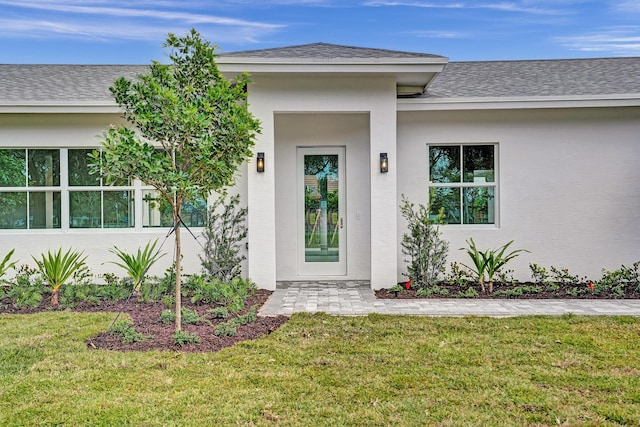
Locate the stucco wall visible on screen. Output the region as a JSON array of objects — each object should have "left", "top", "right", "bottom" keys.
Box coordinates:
[
  {"left": 397, "top": 107, "right": 640, "bottom": 282},
  {"left": 0, "top": 113, "right": 240, "bottom": 279},
  {"left": 274, "top": 112, "right": 371, "bottom": 281}
]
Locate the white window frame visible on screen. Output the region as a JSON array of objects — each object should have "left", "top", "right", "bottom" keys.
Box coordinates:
[{"left": 427, "top": 142, "right": 499, "bottom": 227}]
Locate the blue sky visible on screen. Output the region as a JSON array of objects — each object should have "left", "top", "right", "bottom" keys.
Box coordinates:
[{"left": 1, "top": 1, "right": 639, "bottom": 63}]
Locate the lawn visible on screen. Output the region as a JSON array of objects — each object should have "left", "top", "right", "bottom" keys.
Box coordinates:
[{"left": 1, "top": 312, "right": 639, "bottom": 426}]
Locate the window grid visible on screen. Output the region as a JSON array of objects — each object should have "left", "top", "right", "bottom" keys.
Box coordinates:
[{"left": 428, "top": 143, "right": 498, "bottom": 226}]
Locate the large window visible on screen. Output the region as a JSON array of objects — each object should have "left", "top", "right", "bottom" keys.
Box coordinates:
[
  {"left": 0, "top": 148, "right": 209, "bottom": 230},
  {"left": 428, "top": 144, "right": 497, "bottom": 225},
  {"left": 0, "top": 149, "right": 61, "bottom": 229},
  {"left": 68, "top": 149, "right": 134, "bottom": 229}
]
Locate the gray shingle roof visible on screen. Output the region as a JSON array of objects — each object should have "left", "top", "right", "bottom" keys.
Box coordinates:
[
  {"left": 1, "top": 53, "right": 639, "bottom": 105},
  {"left": 426, "top": 57, "right": 640, "bottom": 98},
  {"left": 0, "top": 64, "right": 146, "bottom": 104},
  {"left": 219, "top": 42, "right": 446, "bottom": 60}
]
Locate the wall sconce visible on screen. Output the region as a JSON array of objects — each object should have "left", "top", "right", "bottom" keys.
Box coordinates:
[
  {"left": 380, "top": 153, "right": 388, "bottom": 173},
  {"left": 256, "top": 152, "right": 265, "bottom": 173}
]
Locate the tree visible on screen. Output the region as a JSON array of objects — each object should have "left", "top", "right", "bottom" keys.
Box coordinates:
[{"left": 92, "top": 29, "right": 260, "bottom": 331}]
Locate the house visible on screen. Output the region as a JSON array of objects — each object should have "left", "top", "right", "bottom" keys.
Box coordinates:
[{"left": 1, "top": 43, "right": 639, "bottom": 289}]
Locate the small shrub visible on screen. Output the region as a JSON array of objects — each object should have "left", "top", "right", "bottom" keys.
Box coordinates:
[
  {"left": 161, "top": 307, "right": 209, "bottom": 325},
  {"left": 208, "top": 306, "right": 230, "bottom": 319},
  {"left": 161, "top": 295, "right": 175, "bottom": 309},
  {"left": 59, "top": 282, "right": 100, "bottom": 308},
  {"left": 234, "top": 306, "right": 257, "bottom": 326},
  {"left": 447, "top": 262, "right": 471, "bottom": 287},
  {"left": 160, "top": 309, "right": 175, "bottom": 324},
  {"left": 214, "top": 322, "right": 237, "bottom": 337},
  {"left": 110, "top": 321, "right": 151, "bottom": 344},
  {"left": 597, "top": 261, "right": 639, "bottom": 297},
  {"left": 200, "top": 194, "right": 248, "bottom": 282},
  {"left": 400, "top": 195, "right": 449, "bottom": 288},
  {"left": 97, "top": 274, "right": 133, "bottom": 301},
  {"left": 456, "top": 287, "right": 479, "bottom": 298},
  {"left": 550, "top": 266, "right": 581, "bottom": 286},
  {"left": 5, "top": 265, "right": 46, "bottom": 308},
  {"left": 174, "top": 330, "right": 200, "bottom": 346}
]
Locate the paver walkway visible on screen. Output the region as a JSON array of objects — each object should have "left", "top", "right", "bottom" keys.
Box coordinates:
[{"left": 258, "top": 281, "right": 640, "bottom": 317}]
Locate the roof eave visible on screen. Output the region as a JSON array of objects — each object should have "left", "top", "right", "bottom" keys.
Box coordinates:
[
  {"left": 398, "top": 94, "right": 640, "bottom": 111},
  {"left": 0, "top": 103, "right": 119, "bottom": 113}
]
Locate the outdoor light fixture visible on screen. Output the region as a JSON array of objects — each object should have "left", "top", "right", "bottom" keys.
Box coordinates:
[
  {"left": 256, "top": 152, "right": 265, "bottom": 172},
  {"left": 380, "top": 152, "right": 388, "bottom": 173}
]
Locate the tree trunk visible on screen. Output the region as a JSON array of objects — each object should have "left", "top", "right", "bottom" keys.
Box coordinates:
[
  {"left": 174, "top": 206, "right": 182, "bottom": 332},
  {"left": 51, "top": 288, "right": 59, "bottom": 307}
]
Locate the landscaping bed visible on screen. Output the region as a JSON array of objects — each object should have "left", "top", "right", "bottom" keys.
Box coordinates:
[
  {"left": 377, "top": 281, "right": 640, "bottom": 299},
  {"left": 0, "top": 289, "right": 288, "bottom": 353}
]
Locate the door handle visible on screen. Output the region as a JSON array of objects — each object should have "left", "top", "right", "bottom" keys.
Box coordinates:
[{"left": 340, "top": 218, "right": 343, "bottom": 229}]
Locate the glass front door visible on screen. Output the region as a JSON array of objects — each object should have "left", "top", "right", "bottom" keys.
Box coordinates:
[{"left": 297, "top": 147, "right": 346, "bottom": 276}]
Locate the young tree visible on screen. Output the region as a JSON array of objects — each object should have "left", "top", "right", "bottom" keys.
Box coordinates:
[{"left": 92, "top": 29, "right": 260, "bottom": 331}]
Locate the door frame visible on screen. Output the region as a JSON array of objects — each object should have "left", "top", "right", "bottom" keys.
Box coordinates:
[{"left": 296, "top": 146, "right": 347, "bottom": 276}]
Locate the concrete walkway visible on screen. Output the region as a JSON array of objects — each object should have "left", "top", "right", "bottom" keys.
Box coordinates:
[{"left": 258, "top": 281, "right": 640, "bottom": 317}]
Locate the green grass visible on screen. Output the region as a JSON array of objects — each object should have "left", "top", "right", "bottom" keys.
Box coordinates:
[{"left": 1, "top": 312, "right": 639, "bottom": 426}]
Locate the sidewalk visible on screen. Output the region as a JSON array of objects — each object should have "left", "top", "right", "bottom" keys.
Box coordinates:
[{"left": 258, "top": 281, "right": 640, "bottom": 317}]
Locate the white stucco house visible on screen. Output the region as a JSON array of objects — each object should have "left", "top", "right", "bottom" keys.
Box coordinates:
[{"left": 1, "top": 43, "right": 639, "bottom": 289}]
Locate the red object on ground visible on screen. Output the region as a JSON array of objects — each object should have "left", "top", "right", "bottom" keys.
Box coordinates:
[
  {"left": 406, "top": 279, "right": 411, "bottom": 290},
  {"left": 589, "top": 281, "right": 594, "bottom": 292}
]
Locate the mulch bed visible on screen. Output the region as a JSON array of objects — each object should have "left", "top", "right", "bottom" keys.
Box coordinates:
[
  {"left": 376, "top": 282, "right": 640, "bottom": 299},
  {"left": 0, "top": 290, "right": 289, "bottom": 354}
]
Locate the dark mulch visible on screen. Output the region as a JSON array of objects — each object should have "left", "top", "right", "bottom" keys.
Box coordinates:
[
  {"left": 376, "top": 282, "right": 640, "bottom": 299},
  {"left": 0, "top": 290, "right": 289, "bottom": 354}
]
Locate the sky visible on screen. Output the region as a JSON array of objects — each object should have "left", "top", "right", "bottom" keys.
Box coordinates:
[{"left": 1, "top": 0, "right": 639, "bottom": 64}]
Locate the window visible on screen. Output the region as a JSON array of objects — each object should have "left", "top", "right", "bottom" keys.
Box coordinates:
[
  {"left": 0, "top": 149, "right": 61, "bottom": 229},
  {"left": 68, "top": 149, "right": 134, "bottom": 228},
  {"left": 0, "top": 147, "right": 210, "bottom": 231},
  {"left": 428, "top": 144, "right": 497, "bottom": 225},
  {"left": 142, "top": 190, "right": 206, "bottom": 228}
]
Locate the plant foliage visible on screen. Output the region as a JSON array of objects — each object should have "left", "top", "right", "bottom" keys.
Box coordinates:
[
  {"left": 400, "top": 195, "right": 449, "bottom": 288},
  {"left": 200, "top": 194, "right": 247, "bottom": 282},
  {"left": 460, "top": 239, "right": 529, "bottom": 293},
  {"left": 32, "top": 248, "right": 88, "bottom": 306},
  {"left": 108, "top": 239, "right": 165, "bottom": 290},
  {"left": 90, "top": 29, "right": 261, "bottom": 332}
]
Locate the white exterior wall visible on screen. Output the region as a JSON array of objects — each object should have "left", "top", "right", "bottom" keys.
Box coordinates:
[
  {"left": 397, "top": 107, "right": 640, "bottom": 282},
  {"left": 274, "top": 113, "right": 371, "bottom": 281},
  {"left": 0, "top": 113, "right": 223, "bottom": 278},
  {"left": 246, "top": 75, "right": 398, "bottom": 289}
]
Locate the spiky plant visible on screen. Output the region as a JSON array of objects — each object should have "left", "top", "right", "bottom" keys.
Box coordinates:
[
  {"left": 32, "top": 248, "right": 87, "bottom": 306},
  {"left": 109, "top": 239, "right": 165, "bottom": 290}
]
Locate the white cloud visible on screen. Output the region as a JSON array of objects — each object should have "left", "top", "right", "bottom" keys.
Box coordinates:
[
  {"left": 0, "top": 0, "right": 283, "bottom": 43},
  {"left": 411, "top": 30, "right": 468, "bottom": 38},
  {"left": 613, "top": 1, "right": 640, "bottom": 13},
  {"left": 555, "top": 27, "right": 640, "bottom": 55},
  {"left": 363, "top": 0, "right": 565, "bottom": 15}
]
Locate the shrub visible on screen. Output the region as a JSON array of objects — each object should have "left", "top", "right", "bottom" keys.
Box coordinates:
[
  {"left": 597, "top": 261, "right": 639, "bottom": 298},
  {"left": 5, "top": 265, "right": 46, "bottom": 308},
  {"left": 96, "top": 274, "right": 134, "bottom": 302},
  {"left": 208, "top": 306, "right": 230, "bottom": 319},
  {"left": 214, "top": 322, "right": 237, "bottom": 337},
  {"left": 187, "top": 274, "right": 255, "bottom": 311},
  {"left": 416, "top": 286, "right": 449, "bottom": 297},
  {"left": 110, "top": 320, "right": 152, "bottom": 344},
  {"left": 161, "top": 307, "right": 209, "bottom": 325},
  {"left": 200, "top": 194, "right": 247, "bottom": 282},
  {"left": 174, "top": 330, "right": 200, "bottom": 346},
  {"left": 456, "top": 287, "right": 478, "bottom": 298},
  {"left": 400, "top": 195, "right": 449, "bottom": 289}
]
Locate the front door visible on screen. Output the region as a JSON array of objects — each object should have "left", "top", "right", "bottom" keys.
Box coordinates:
[{"left": 297, "top": 147, "right": 346, "bottom": 276}]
